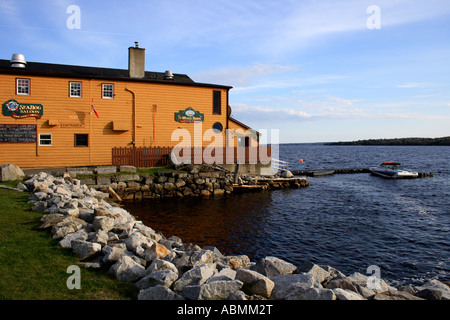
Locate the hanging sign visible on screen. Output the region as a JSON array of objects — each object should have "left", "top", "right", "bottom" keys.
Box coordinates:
[
  {"left": 2, "top": 99, "right": 44, "bottom": 119},
  {"left": 174, "top": 107, "right": 204, "bottom": 123}
]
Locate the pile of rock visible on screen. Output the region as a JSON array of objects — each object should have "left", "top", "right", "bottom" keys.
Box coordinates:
[{"left": 24, "top": 172, "right": 449, "bottom": 300}]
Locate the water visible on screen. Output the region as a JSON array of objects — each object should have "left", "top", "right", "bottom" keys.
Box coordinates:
[{"left": 124, "top": 145, "right": 450, "bottom": 285}]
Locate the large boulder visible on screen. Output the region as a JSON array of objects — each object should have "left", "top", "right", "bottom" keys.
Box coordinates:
[
  {"left": 235, "top": 268, "right": 274, "bottom": 298},
  {"left": 182, "top": 280, "right": 244, "bottom": 300},
  {"left": 135, "top": 270, "right": 179, "bottom": 290},
  {"left": 173, "top": 263, "right": 217, "bottom": 292},
  {"left": 252, "top": 256, "right": 297, "bottom": 278},
  {"left": 415, "top": 279, "right": 450, "bottom": 300},
  {"left": 0, "top": 164, "right": 25, "bottom": 182},
  {"left": 270, "top": 274, "right": 317, "bottom": 300},
  {"left": 109, "top": 256, "right": 146, "bottom": 282},
  {"left": 138, "top": 285, "right": 184, "bottom": 300},
  {"left": 71, "top": 240, "right": 102, "bottom": 261},
  {"left": 286, "top": 287, "right": 336, "bottom": 300}
]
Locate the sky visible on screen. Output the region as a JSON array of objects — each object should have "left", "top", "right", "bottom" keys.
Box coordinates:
[{"left": 1, "top": 0, "right": 449, "bottom": 143}]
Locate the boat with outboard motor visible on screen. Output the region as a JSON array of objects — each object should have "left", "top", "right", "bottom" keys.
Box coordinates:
[{"left": 370, "top": 162, "right": 419, "bottom": 179}]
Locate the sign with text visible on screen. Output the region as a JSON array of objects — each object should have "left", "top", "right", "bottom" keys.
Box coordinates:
[
  {"left": 174, "top": 107, "right": 204, "bottom": 123},
  {"left": 0, "top": 124, "right": 37, "bottom": 143},
  {"left": 2, "top": 99, "right": 44, "bottom": 119}
]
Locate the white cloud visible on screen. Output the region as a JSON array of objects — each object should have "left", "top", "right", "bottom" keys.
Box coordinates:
[
  {"left": 193, "top": 63, "right": 297, "bottom": 87},
  {"left": 396, "top": 83, "right": 429, "bottom": 88}
]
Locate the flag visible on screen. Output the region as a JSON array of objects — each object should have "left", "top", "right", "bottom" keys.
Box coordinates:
[{"left": 91, "top": 99, "right": 99, "bottom": 118}]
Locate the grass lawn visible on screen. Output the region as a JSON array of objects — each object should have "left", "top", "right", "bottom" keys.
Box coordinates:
[{"left": 0, "top": 181, "right": 136, "bottom": 300}]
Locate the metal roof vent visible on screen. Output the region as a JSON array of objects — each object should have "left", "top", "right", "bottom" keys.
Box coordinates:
[
  {"left": 164, "top": 70, "right": 174, "bottom": 80},
  {"left": 10, "top": 53, "right": 27, "bottom": 68}
]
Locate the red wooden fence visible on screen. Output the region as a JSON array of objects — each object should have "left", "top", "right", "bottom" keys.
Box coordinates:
[{"left": 112, "top": 146, "right": 272, "bottom": 168}]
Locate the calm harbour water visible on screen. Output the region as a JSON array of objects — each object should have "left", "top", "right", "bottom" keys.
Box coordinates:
[{"left": 124, "top": 144, "right": 450, "bottom": 285}]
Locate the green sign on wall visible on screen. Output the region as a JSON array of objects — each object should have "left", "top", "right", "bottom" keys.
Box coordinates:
[
  {"left": 2, "top": 99, "right": 44, "bottom": 119},
  {"left": 174, "top": 107, "right": 204, "bottom": 123}
]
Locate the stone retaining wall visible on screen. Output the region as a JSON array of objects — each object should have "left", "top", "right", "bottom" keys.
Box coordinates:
[{"left": 67, "top": 165, "right": 309, "bottom": 202}]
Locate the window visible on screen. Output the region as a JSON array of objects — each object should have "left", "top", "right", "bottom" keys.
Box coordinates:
[
  {"left": 212, "top": 122, "right": 223, "bottom": 133},
  {"left": 213, "top": 90, "right": 221, "bottom": 115},
  {"left": 74, "top": 134, "right": 88, "bottom": 147},
  {"left": 16, "top": 78, "right": 30, "bottom": 95},
  {"left": 102, "top": 83, "right": 114, "bottom": 99},
  {"left": 39, "top": 134, "right": 52, "bottom": 146},
  {"left": 69, "top": 82, "right": 82, "bottom": 97}
]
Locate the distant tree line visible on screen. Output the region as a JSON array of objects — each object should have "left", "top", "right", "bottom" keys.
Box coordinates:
[{"left": 326, "top": 136, "right": 450, "bottom": 146}]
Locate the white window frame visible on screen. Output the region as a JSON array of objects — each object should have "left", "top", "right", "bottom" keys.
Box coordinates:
[
  {"left": 102, "top": 83, "right": 114, "bottom": 99},
  {"left": 39, "top": 133, "right": 52, "bottom": 146},
  {"left": 16, "top": 78, "right": 30, "bottom": 95},
  {"left": 69, "top": 81, "right": 82, "bottom": 97}
]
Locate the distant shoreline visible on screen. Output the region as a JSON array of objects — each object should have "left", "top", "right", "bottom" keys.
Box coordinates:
[{"left": 324, "top": 136, "right": 450, "bottom": 146}]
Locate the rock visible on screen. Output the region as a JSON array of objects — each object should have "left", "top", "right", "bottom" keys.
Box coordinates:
[
  {"left": 71, "top": 240, "right": 102, "bottom": 261},
  {"left": 182, "top": 280, "right": 244, "bottom": 300},
  {"left": 297, "top": 261, "right": 330, "bottom": 284},
  {"left": 416, "top": 279, "right": 450, "bottom": 300},
  {"left": 134, "top": 223, "right": 162, "bottom": 242},
  {"left": 89, "top": 229, "right": 109, "bottom": 246},
  {"left": 415, "top": 288, "right": 443, "bottom": 300},
  {"left": 102, "top": 245, "right": 133, "bottom": 264},
  {"left": 119, "top": 165, "right": 137, "bottom": 173},
  {"left": 207, "top": 268, "right": 237, "bottom": 283},
  {"left": 191, "top": 250, "right": 217, "bottom": 266},
  {"left": 0, "top": 164, "right": 25, "bottom": 181},
  {"left": 135, "top": 270, "right": 179, "bottom": 290},
  {"left": 332, "top": 288, "right": 366, "bottom": 300},
  {"left": 51, "top": 218, "right": 86, "bottom": 239},
  {"left": 54, "top": 186, "right": 72, "bottom": 197},
  {"left": 252, "top": 256, "right": 297, "bottom": 278},
  {"left": 236, "top": 268, "right": 274, "bottom": 299},
  {"left": 346, "top": 272, "right": 389, "bottom": 293},
  {"left": 173, "top": 263, "right": 217, "bottom": 292},
  {"left": 109, "top": 256, "right": 146, "bottom": 282},
  {"left": 200, "top": 189, "right": 210, "bottom": 198},
  {"left": 270, "top": 274, "right": 317, "bottom": 300},
  {"left": 30, "top": 192, "right": 48, "bottom": 201},
  {"left": 281, "top": 170, "right": 293, "bottom": 178},
  {"left": 146, "top": 259, "right": 179, "bottom": 275},
  {"left": 92, "top": 216, "right": 114, "bottom": 232},
  {"left": 58, "top": 229, "right": 89, "bottom": 249},
  {"left": 31, "top": 201, "right": 48, "bottom": 212},
  {"left": 326, "top": 278, "right": 359, "bottom": 293},
  {"left": 16, "top": 182, "right": 28, "bottom": 191},
  {"left": 286, "top": 287, "right": 336, "bottom": 300},
  {"left": 143, "top": 243, "right": 171, "bottom": 262},
  {"left": 225, "top": 255, "right": 251, "bottom": 270},
  {"left": 138, "top": 285, "right": 184, "bottom": 300},
  {"left": 355, "top": 284, "right": 376, "bottom": 299},
  {"left": 371, "top": 291, "right": 424, "bottom": 300},
  {"left": 124, "top": 232, "right": 153, "bottom": 253}
]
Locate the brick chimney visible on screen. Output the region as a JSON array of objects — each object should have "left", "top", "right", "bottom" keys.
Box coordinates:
[{"left": 128, "top": 42, "right": 145, "bottom": 78}]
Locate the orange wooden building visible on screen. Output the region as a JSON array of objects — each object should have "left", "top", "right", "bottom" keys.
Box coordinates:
[{"left": 0, "top": 44, "right": 260, "bottom": 168}]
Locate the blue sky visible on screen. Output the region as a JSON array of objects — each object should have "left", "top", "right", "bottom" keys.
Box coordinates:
[{"left": 1, "top": 0, "right": 449, "bottom": 143}]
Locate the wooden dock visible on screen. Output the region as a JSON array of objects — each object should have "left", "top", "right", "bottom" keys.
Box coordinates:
[{"left": 291, "top": 168, "right": 433, "bottom": 178}]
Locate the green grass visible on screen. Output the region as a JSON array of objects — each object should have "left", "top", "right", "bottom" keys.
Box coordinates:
[
  {"left": 76, "top": 166, "right": 176, "bottom": 179},
  {"left": 0, "top": 183, "right": 137, "bottom": 300}
]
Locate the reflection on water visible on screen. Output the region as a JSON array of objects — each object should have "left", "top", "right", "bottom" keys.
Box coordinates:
[
  {"left": 125, "top": 192, "right": 275, "bottom": 258},
  {"left": 123, "top": 145, "right": 450, "bottom": 285}
]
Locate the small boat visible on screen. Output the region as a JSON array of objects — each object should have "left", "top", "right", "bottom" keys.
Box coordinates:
[{"left": 369, "top": 162, "right": 418, "bottom": 179}]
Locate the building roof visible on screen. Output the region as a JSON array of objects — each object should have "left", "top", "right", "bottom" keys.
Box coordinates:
[
  {"left": 229, "top": 116, "right": 260, "bottom": 136},
  {"left": 0, "top": 59, "right": 232, "bottom": 89}
]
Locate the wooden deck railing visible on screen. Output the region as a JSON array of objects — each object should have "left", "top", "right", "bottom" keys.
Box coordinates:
[{"left": 112, "top": 146, "right": 272, "bottom": 167}]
